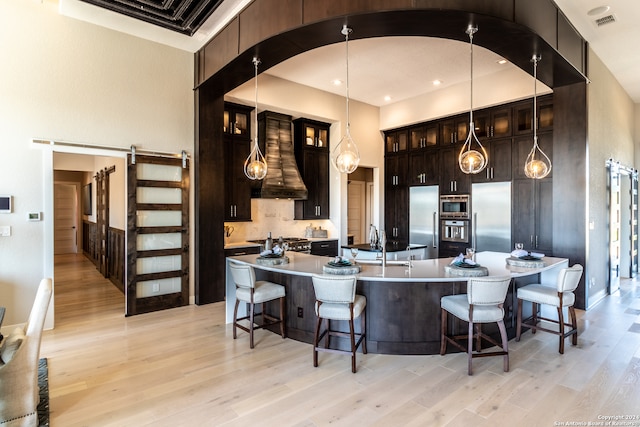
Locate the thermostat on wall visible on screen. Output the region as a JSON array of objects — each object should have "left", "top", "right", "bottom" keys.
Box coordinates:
[
  {"left": 0, "top": 195, "right": 12, "bottom": 213},
  {"left": 28, "top": 212, "right": 41, "bottom": 221}
]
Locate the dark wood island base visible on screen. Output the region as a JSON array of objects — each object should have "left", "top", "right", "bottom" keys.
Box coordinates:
[{"left": 226, "top": 252, "right": 568, "bottom": 355}]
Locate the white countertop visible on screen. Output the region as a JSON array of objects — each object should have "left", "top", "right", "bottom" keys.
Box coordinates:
[{"left": 226, "top": 251, "right": 568, "bottom": 282}]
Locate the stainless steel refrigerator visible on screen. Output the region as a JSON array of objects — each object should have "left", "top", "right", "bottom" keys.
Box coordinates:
[
  {"left": 471, "top": 181, "right": 511, "bottom": 252},
  {"left": 409, "top": 186, "right": 439, "bottom": 259}
]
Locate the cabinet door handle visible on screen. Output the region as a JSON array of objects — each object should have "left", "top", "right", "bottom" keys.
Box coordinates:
[
  {"left": 490, "top": 168, "right": 494, "bottom": 180},
  {"left": 530, "top": 235, "right": 534, "bottom": 246}
]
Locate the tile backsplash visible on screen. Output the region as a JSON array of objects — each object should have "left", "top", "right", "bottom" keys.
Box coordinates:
[{"left": 224, "top": 198, "right": 336, "bottom": 243}]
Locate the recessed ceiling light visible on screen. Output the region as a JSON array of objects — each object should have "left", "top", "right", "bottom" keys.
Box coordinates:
[
  {"left": 332, "top": 79, "right": 342, "bottom": 86},
  {"left": 497, "top": 59, "right": 508, "bottom": 65},
  {"left": 587, "top": 5, "right": 610, "bottom": 16},
  {"left": 433, "top": 80, "right": 442, "bottom": 86},
  {"left": 384, "top": 95, "right": 392, "bottom": 102}
]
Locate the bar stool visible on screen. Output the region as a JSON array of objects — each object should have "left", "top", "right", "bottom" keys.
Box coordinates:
[
  {"left": 311, "top": 274, "right": 366, "bottom": 373},
  {"left": 516, "top": 264, "right": 583, "bottom": 354},
  {"left": 229, "top": 262, "right": 286, "bottom": 349},
  {"left": 440, "top": 276, "right": 512, "bottom": 375}
]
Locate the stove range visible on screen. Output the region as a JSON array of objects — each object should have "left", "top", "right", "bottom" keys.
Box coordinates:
[{"left": 247, "top": 237, "right": 311, "bottom": 253}]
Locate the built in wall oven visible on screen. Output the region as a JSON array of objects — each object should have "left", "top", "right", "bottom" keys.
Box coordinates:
[
  {"left": 440, "top": 194, "right": 470, "bottom": 219},
  {"left": 441, "top": 220, "right": 469, "bottom": 243}
]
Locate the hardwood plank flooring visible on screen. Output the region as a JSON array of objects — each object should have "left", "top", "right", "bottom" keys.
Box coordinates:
[{"left": 43, "top": 254, "right": 640, "bottom": 426}]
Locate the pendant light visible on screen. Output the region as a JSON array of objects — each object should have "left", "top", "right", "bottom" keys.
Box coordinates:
[
  {"left": 524, "top": 55, "right": 552, "bottom": 179},
  {"left": 243, "top": 57, "right": 268, "bottom": 180},
  {"left": 331, "top": 25, "right": 361, "bottom": 174},
  {"left": 459, "top": 25, "right": 488, "bottom": 175}
]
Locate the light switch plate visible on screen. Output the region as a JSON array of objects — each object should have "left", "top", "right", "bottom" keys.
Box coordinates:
[{"left": 0, "top": 226, "right": 11, "bottom": 237}]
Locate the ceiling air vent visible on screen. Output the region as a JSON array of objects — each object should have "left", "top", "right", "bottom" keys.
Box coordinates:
[{"left": 595, "top": 14, "right": 617, "bottom": 27}]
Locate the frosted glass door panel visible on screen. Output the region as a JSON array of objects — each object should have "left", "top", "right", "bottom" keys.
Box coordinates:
[
  {"left": 137, "top": 164, "right": 182, "bottom": 181},
  {"left": 137, "top": 277, "right": 181, "bottom": 298},
  {"left": 137, "top": 187, "right": 182, "bottom": 204},
  {"left": 136, "top": 211, "right": 182, "bottom": 227},
  {"left": 137, "top": 233, "right": 182, "bottom": 250},
  {"left": 137, "top": 255, "right": 181, "bottom": 275}
]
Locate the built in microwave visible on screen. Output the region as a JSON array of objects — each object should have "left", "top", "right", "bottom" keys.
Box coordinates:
[{"left": 440, "top": 194, "right": 470, "bottom": 219}]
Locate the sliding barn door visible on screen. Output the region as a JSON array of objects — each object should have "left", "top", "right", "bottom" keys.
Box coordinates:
[{"left": 127, "top": 154, "right": 189, "bottom": 316}]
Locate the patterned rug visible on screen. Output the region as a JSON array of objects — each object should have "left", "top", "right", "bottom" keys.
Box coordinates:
[{"left": 38, "top": 358, "right": 49, "bottom": 427}]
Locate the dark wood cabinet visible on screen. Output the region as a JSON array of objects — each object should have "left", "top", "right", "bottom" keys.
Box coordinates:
[
  {"left": 474, "top": 107, "right": 512, "bottom": 140},
  {"left": 310, "top": 239, "right": 338, "bottom": 257},
  {"left": 385, "top": 184, "right": 409, "bottom": 246},
  {"left": 384, "top": 152, "right": 409, "bottom": 245},
  {"left": 224, "top": 103, "right": 254, "bottom": 221},
  {"left": 512, "top": 178, "right": 553, "bottom": 255},
  {"left": 439, "top": 146, "right": 470, "bottom": 194},
  {"left": 224, "top": 245, "right": 260, "bottom": 257},
  {"left": 293, "top": 118, "right": 330, "bottom": 220},
  {"left": 382, "top": 96, "right": 553, "bottom": 256},
  {"left": 385, "top": 129, "right": 408, "bottom": 153},
  {"left": 410, "top": 123, "right": 438, "bottom": 149},
  {"left": 409, "top": 149, "right": 439, "bottom": 185},
  {"left": 514, "top": 94, "right": 553, "bottom": 135},
  {"left": 470, "top": 137, "right": 512, "bottom": 183},
  {"left": 439, "top": 241, "right": 467, "bottom": 258},
  {"left": 440, "top": 115, "right": 469, "bottom": 145}
]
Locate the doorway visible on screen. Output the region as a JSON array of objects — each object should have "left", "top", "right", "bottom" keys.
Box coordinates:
[
  {"left": 52, "top": 152, "right": 127, "bottom": 324},
  {"left": 54, "top": 183, "right": 79, "bottom": 254},
  {"left": 607, "top": 160, "right": 638, "bottom": 294},
  {"left": 347, "top": 167, "right": 374, "bottom": 245}
]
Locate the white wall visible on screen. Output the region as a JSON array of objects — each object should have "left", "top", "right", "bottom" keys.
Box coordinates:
[
  {"left": 586, "top": 49, "right": 636, "bottom": 307},
  {"left": 0, "top": 0, "right": 193, "bottom": 328}
]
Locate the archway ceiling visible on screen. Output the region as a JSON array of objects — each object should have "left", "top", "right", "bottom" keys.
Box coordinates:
[{"left": 264, "top": 36, "right": 534, "bottom": 107}]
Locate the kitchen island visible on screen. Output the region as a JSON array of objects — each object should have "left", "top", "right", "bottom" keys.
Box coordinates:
[{"left": 225, "top": 251, "right": 568, "bottom": 355}]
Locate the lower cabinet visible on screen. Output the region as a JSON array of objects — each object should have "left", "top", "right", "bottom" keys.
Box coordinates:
[
  {"left": 439, "top": 241, "right": 467, "bottom": 258},
  {"left": 224, "top": 246, "right": 261, "bottom": 257},
  {"left": 310, "top": 240, "right": 338, "bottom": 257}
]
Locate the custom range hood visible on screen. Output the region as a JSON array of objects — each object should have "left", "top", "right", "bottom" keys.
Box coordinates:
[{"left": 253, "top": 111, "right": 308, "bottom": 200}]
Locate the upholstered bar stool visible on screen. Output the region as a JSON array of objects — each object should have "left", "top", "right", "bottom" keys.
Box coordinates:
[
  {"left": 440, "top": 276, "right": 512, "bottom": 375},
  {"left": 229, "top": 262, "right": 286, "bottom": 349},
  {"left": 516, "top": 264, "right": 583, "bottom": 354},
  {"left": 311, "top": 274, "right": 367, "bottom": 373}
]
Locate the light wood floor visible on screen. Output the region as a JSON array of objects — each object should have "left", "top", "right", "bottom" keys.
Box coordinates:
[{"left": 43, "top": 254, "right": 640, "bottom": 427}]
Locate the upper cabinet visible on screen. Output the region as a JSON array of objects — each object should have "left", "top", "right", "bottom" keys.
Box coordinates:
[
  {"left": 385, "top": 129, "right": 408, "bottom": 153},
  {"left": 223, "top": 103, "right": 254, "bottom": 222},
  {"left": 410, "top": 123, "right": 438, "bottom": 150},
  {"left": 440, "top": 115, "right": 468, "bottom": 145},
  {"left": 513, "top": 94, "right": 553, "bottom": 135},
  {"left": 474, "top": 107, "right": 511, "bottom": 140},
  {"left": 294, "top": 118, "right": 330, "bottom": 220},
  {"left": 224, "top": 103, "right": 251, "bottom": 138}
]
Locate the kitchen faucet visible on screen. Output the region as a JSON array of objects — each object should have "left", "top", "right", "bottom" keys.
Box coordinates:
[{"left": 380, "top": 230, "right": 387, "bottom": 268}]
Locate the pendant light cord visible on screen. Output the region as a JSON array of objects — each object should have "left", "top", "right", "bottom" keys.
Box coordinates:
[
  {"left": 533, "top": 55, "right": 538, "bottom": 144},
  {"left": 254, "top": 57, "right": 260, "bottom": 143},
  {"left": 342, "top": 25, "right": 352, "bottom": 136},
  {"left": 468, "top": 27, "right": 475, "bottom": 126}
]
